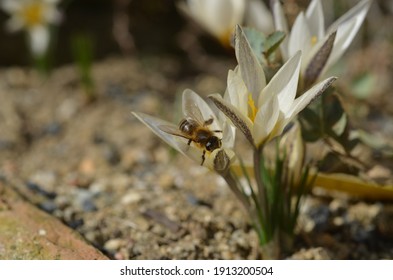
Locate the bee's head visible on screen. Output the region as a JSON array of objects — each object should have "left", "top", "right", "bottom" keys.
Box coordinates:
[{"left": 206, "top": 136, "right": 222, "bottom": 152}]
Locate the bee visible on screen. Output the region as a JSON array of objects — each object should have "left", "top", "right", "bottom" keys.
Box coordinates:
[{"left": 159, "top": 100, "right": 222, "bottom": 166}]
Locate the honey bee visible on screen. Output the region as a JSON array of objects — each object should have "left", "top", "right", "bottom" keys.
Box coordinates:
[{"left": 159, "top": 100, "right": 222, "bottom": 166}]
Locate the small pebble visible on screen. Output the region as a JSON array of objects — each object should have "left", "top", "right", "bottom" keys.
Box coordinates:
[
  {"left": 121, "top": 191, "right": 142, "bottom": 205},
  {"left": 104, "top": 238, "right": 123, "bottom": 252},
  {"left": 42, "top": 122, "right": 62, "bottom": 136},
  {"left": 289, "top": 247, "right": 331, "bottom": 260},
  {"left": 102, "top": 144, "right": 121, "bottom": 165},
  {"left": 39, "top": 200, "right": 57, "bottom": 213},
  {"left": 75, "top": 190, "right": 97, "bottom": 212},
  {"left": 308, "top": 205, "right": 330, "bottom": 231}
]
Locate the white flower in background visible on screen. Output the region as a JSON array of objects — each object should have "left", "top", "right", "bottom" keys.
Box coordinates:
[
  {"left": 244, "top": 0, "right": 274, "bottom": 35},
  {"left": 209, "top": 26, "right": 336, "bottom": 148},
  {"left": 132, "top": 89, "right": 235, "bottom": 172},
  {"left": 272, "top": 0, "right": 371, "bottom": 79},
  {"left": 178, "top": 0, "right": 246, "bottom": 46},
  {"left": 1, "top": 0, "right": 62, "bottom": 56}
]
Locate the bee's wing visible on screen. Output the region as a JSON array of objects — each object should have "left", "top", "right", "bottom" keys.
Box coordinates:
[
  {"left": 158, "top": 124, "right": 191, "bottom": 140},
  {"left": 183, "top": 97, "right": 206, "bottom": 126}
]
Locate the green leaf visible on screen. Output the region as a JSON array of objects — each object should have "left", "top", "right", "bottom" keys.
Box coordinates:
[
  {"left": 298, "top": 107, "right": 322, "bottom": 142},
  {"left": 263, "top": 31, "right": 286, "bottom": 59},
  {"left": 299, "top": 86, "right": 360, "bottom": 162},
  {"left": 351, "top": 73, "right": 375, "bottom": 99}
]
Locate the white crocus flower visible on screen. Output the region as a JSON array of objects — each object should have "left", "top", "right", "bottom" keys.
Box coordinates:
[
  {"left": 178, "top": 0, "right": 246, "bottom": 47},
  {"left": 1, "top": 0, "right": 62, "bottom": 56},
  {"left": 244, "top": 0, "right": 274, "bottom": 35},
  {"left": 209, "top": 26, "right": 336, "bottom": 148},
  {"left": 132, "top": 89, "right": 235, "bottom": 172},
  {"left": 273, "top": 0, "right": 371, "bottom": 80}
]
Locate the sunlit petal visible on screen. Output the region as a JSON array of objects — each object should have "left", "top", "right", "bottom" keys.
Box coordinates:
[
  {"left": 245, "top": 0, "right": 274, "bottom": 34},
  {"left": 253, "top": 96, "right": 280, "bottom": 146},
  {"left": 132, "top": 112, "right": 184, "bottom": 154},
  {"left": 259, "top": 51, "right": 301, "bottom": 115},
  {"left": 327, "top": 0, "right": 371, "bottom": 36},
  {"left": 5, "top": 17, "right": 24, "bottom": 32},
  {"left": 226, "top": 70, "right": 249, "bottom": 116},
  {"left": 272, "top": 0, "right": 289, "bottom": 60},
  {"left": 286, "top": 77, "right": 336, "bottom": 121},
  {"left": 179, "top": 0, "right": 245, "bottom": 43},
  {"left": 235, "top": 25, "right": 266, "bottom": 101},
  {"left": 288, "top": 12, "right": 312, "bottom": 58},
  {"left": 0, "top": 0, "right": 22, "bottom": 13}
]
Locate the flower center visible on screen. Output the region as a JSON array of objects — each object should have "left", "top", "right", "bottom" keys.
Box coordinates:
[
  {"left": 218, "top": 28, "right": 233, "bottom": 49},
  {"left": 248, "top": 94, "right": 257, "bottom": 122},
  {"left": 311, "top": 35, "right": 318, "bottom": 46},
  {"left": 21, "top": 3, "right": 44, "bottom": 27}
]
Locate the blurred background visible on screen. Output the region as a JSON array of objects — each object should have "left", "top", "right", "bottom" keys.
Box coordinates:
[{"left": 0, "top": 0, "right": 390, "bottom": 66}]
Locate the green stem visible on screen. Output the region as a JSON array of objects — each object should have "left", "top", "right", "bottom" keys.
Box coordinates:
[
  {"left": 221, "top": 171, "right": 265, "bottom": 243},
  {"left": 221, "top": 171, "right": 250, "bottom": 213},
  {"left": 253, "top": 146, "right": 269, "bottom": 234}
]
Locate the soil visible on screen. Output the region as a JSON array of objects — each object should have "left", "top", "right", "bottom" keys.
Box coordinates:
[{"left": 0, "top": 45, "right": 392, "bottom": 259}]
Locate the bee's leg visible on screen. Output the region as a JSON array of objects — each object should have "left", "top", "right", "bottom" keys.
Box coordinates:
[
  {"left": 187, "top": 139, "right": 192, "bottom": 146},
  {"left": 201, "top": 150, "right": 206, "bottom": 166},
  {"left": 203, "top": 118, "right": 214, "bottom": 126}
]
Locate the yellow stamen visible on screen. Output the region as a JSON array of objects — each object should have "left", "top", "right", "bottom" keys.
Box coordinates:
[
  {"left": 21, "top": 3, "right": 44, "bottom": 27},
  {"left": 248, "top": 94, "right": 257, "bottom": 122},
  {"left": 311, "top": 35, "right": 318, "bottom": 46}
]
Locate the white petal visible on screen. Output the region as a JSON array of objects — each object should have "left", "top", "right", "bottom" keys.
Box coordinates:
[
  {"left": 5, "top": 17, "right": 24, "bottom": 32},
  {"left": 253, "top": 96, "right": 280, "bottom": 146},
  {"left": 132, "top": 112, "right": 185, "bottom": 156},
  {"left": 226, "top": 0, "right": 246, "bottom": 28},
  {"left": 181, "top": 0, "right": 244, "bottom": 40},
  {"left": 305, "top": 0, "right": 325, "bottom": 40},
  {"left": 235, "top": 25, "right": 266, "bottom": 101},
  {"left": 0, "top": 0, "right": 22, "bottom": 13},
  {"left": 245, "top": 0, "right": 274, "bottom": 34},
  {"left": 301, "top": 29, "right": 334, "bottom": 75},
  {"left": 259, "top": 51, "right": 301, "bottom": 115},
  {"left": 220, "top": 119, "right": 236, "bottom": 149},
  {"left": 272, "top": 0, "right": 289, "bottom": 60},
  {"left": 327, "top": 0, "right": 371, "bottom": 35},
  {"left": 226, "top": 70, "right": 249, "bottom": 116},
  {"left": 179, "top": 0, "right": 217, "bottom": 36},
  {"left": 288, "top": 12, "right": 312, "bottom": 58},
  {"left": 324, "top": 0, "right": 371, "bottom": 73},
  {"left": 286, "top": 76, "right": 336, "bottom": 121},
  {"left": 29, "top": 25, "right": 50, "bottom": 56},
  {"left": 43, "top": 6, "right": 62, "bottom": 24},
  {"left": 44, "top": 0, "right": 62, "bottom": 4}
]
